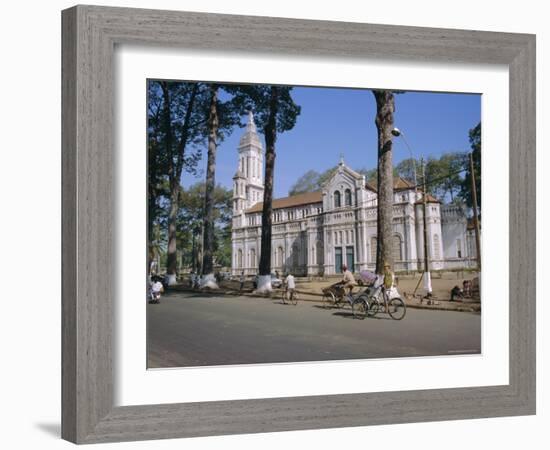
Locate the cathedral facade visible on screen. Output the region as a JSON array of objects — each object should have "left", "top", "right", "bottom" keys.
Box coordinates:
[{"left": 231, "top": 113, "right": 477, "bottom": 276}]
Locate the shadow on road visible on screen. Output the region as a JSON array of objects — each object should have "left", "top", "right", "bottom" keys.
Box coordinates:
[
  {"left": 312, "top": 304, "right": 345, "bottom": 311},
  {"left": 330, "top": 311, "right": 393, "bottom": 321},
  {"left": 331, "top": 311, "right": 355, "bottom": 319},
  {"left": 165, "top": 291, "right": 232, "bottom": 299}
]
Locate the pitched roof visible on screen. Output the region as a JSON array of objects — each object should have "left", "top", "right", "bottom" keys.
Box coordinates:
[
  {"left": 365, "top": 180, "right": 377, "bottom": 192},
  {"left": 415, "top": 193, "right": 440, "bottom": 204},
  {"left": 364, "top": 176, "right": 416, "bottom": 192},
  {"left": 245, "top": 191, "right": 322, "bottom": 213},
  {"left": 393, "top": 176, "right": 416, "bottom": 191}
]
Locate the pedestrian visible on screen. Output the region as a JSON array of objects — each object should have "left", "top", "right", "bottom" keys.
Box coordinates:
[
  {"left": 450, "top": 285, "right": 464, "bottom": 301},
  {"left": 149, "top": 276, "right": 164, "bottom": 303},
  {"left": 285, "top": 272, "right": 296, "bottom": 301},
  {"left": 239, "top": 270, "right": 245, "bottom": 292},
  {"left": 462, "top": 279, "right": 472, "bottom": 298},
  {"left": 383, "top": 262, "right": 395, "bottom": 290}
]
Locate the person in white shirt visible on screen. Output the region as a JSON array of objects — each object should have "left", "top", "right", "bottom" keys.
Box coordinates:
[
  {"left": 150, "top": 278, "right": 164, "bottom": 303},
  {"left": 285, "top": 273, "right": 296, "bottom": 301}
]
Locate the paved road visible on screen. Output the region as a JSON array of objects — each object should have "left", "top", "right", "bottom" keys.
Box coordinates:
[{"left": 147, "top": 292, "right": 481, "bottom": 368}]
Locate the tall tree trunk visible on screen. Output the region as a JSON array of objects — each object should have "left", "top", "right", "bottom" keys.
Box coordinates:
[
  {"left": 147, "top": 139, "right": 158, "bottom": 277},
  {"left": 160, "top": 82, "right": 178, "bottom": 284},
  {"left": 258, "top": 87, "right": 279, "bottom": 291},
  {"left": 372, "top": 90, "right": 395, "bottom": 274},
  {"left": 161, "top": 82, "right": 199, "bottom": 285},
  {"left": 201, "top": 85, "right": 219, "bottom": 288}
]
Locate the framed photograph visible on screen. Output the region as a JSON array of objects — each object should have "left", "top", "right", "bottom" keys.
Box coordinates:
[{"left": 62, "top": 5, "right": 535, "bottom": 444}]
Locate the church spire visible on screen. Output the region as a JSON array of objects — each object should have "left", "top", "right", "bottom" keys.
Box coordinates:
[
  {"left": 247, "top": 110, "right": 257, "bottom": 133},
  {"left": 234, "top": 110, "right": 264, "bottom": 211},
  {"left": 239, "top": 111, "right": 262, "bottom": 151}
]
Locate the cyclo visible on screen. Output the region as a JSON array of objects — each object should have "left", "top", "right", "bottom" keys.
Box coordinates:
[
  {"left": 351, "top": 272, "right": 407, "bottom": 321},
  {"left": 321, "top": 277, "right": 368, "bottom": 309}
]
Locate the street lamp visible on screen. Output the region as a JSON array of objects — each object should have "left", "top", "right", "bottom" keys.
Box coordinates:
[
  {"left": 391, "top": 127, "right": 418, "bottom": 193},
  {"left": 392, "top": 127, "right": 432, "bottom": 297}
]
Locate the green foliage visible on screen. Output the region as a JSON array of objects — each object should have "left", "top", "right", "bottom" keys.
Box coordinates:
[
  {"left": 288, "top": 170, "right": 321, "bottom": 196},
  {"left": 425, "top": 152, "right": 468, "bottom": 201},
  {"left": 357, "top": 167, "right": 379, "bottom": 185},
  {"left": 318, "top": 166, "right": 339, "bottom": 187},
  {"left": 393, "top": 158, "right": 417, "bottom": 184},
  {"left": 224, "top": 84, "right": 301, "bottom": 137},
  {"left": 288, "top": 146, "right": 477, "bottom": 204},
  {"left": 288, "top": 165, "right": 345, "bottom": 196},
  {"left": 176, "top": 182, "right": 233, "bottom": 269},
  {"left": 459, "top": 122, "right": 481, "bottom": 208}
]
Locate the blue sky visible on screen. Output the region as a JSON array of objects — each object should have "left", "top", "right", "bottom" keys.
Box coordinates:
[{"left": 181, "top": 86, "right": 481, "bottom": 198}]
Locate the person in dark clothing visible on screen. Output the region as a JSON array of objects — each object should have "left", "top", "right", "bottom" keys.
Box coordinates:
[{"left": 450, "top": 285, "right": 464, "bottom": 301}]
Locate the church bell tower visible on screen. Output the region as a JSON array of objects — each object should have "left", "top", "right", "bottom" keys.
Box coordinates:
[{"left": 232, "top": 111, "right": 264, "bottom": 217}]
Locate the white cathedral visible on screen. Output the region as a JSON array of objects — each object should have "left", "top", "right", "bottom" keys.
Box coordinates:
[{"left": 231, "top": 112, "right": 478, "bottom": 277}]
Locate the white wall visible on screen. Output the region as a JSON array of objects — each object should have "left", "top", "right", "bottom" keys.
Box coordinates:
[{"left": 0, "top": 1, "right": 547, "bottom": 449}]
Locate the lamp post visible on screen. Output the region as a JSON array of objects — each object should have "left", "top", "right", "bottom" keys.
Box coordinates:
[
  {"left": 392, "top": 127, "right": 432, "bottom": 297},
  {"left": 420, "top": 156, "right": 432, "bottom": 297},
  {"left": 391, "top": 127, "right": 418, "bottom": 194}
]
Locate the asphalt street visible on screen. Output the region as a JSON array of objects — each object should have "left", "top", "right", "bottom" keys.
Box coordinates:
[{"left": 147, "top": 291, "right": 481, "bottom": 368}]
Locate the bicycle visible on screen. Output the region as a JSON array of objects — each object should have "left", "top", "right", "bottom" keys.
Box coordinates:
[
  {"left": 281, "top": 287, "right": 298, "bottom": 305},
  {"left": 352, "top": 286, "right": 406, "bottom": 320}
]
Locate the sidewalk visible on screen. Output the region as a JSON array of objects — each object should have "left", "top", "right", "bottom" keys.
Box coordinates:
[{"left": 168, "top": 277, "right": 481, "bottom": 313}]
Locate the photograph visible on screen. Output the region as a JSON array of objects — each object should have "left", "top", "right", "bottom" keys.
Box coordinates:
[
  {"left": 1, "top": 0, "right": 541, "bottom": 447},
  {"left": 146, "top": 80, "right": 482, "bottom": 368}
]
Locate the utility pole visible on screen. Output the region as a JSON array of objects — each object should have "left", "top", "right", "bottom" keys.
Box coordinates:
[
  {"left": 469, "top": 152, "right": 481, "bottom": 271},
  {"left": 421, "top": 157, "right": 432, "bottom": 296}
]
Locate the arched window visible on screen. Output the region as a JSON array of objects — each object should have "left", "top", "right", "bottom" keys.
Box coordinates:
[
  {"left": 345, "top": 189, "right": 352, "bottom": 206},
  {"left": 433, "top": 234, "right": 441, "bottom": 261},
  {"left": 250, "top": 248, "right": 256, "bottom": 269},
  {"left": 316, "top": 241, "right": 324, "bottom": 266},
  {"left": 237, "top": 249, "right": 243, "bottom": 268},
  {"left": 370, "top": 236, "right": 377, "bottom": 263},
  {"left": 334, "top": 191, "right": 341, "bottom": 208},
  {"left": 393, "top": 234, "right": 403, "bottom": 262},
  {"left": 277, "top": 246, "right": 284, "bottom": 267},
  {"left": 292, "top": 244, "right": 300, "bottom": 268}
]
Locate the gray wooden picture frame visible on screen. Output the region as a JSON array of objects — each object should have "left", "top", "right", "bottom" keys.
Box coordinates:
[{"left": 61, "top": 4, "right": 536, "bottom": 444}]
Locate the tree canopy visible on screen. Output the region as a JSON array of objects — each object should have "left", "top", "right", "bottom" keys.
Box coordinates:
[
  {"left": 459, "top": 122, "right": 481, "bottom": 208},
  {"left": 287, "top": 143, "right": 480, "bottom": 206}
]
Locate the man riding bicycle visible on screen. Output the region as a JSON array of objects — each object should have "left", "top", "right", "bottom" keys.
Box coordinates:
[
  {"left": 284, "top": 272, "right": 296, "bottom": 301},
  {"left": 341, "top": 264, "right": 357, "bottom": 295}
]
